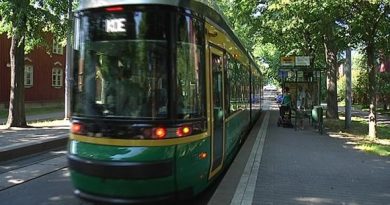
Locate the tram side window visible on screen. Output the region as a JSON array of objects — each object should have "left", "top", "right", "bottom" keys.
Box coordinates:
[
  {"left": 251, "top": 73, "right": 262, "bottom": 107},
  {"left": 225, "top": 54, "right": 234, "bottom": 116},
  {"left": 176, "top": 13, "right": 205, "bottom": 119},
  {"left": 228, "top": 61, "right": 244, "bottom": 112},
  {"left": 242, "top": 67, "right": 250, "bottom": 109}
]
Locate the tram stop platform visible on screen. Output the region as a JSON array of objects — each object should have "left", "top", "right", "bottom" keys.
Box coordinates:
[{"left": 209, "top": 110, "right": 390, "bottom": 205}]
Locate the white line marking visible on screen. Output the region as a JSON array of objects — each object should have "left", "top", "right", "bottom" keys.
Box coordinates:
[{"left": 230, "top": 111, "right": 269, "bottom": 205}]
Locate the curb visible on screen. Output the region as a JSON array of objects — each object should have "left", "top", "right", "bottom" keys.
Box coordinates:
[
  {"left": 0, "top": 134, "right": 68, "bottom": 162},
  {"left": 208, "top": 112, "right": 267, "bottom": 205}
]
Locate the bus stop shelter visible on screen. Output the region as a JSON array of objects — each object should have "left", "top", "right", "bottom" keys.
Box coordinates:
[{"left": 279, "top": 56, "right": 324, "bottom": 133}]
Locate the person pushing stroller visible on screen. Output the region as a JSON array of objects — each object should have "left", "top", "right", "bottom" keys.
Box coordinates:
[{"left": 278, "top": 86, "right": 293, "bottom": 127}]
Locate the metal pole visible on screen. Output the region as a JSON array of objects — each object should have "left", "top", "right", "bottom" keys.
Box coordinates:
[
  {"left": 345, "top": 49, "right": 352, "bottom": 129},
  {"left": 65, "top": 0, "right": 73, "bottom": 119},
  {"left": 295, "top": 69, "right": 297, "bottom": 130},
  {"left": 319, "top": 70, "right": 321, "bottom": 106}
]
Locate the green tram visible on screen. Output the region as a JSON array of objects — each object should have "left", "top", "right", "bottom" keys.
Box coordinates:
[{"left": 68, "top": 0, "right": 263, "bottom": 203}]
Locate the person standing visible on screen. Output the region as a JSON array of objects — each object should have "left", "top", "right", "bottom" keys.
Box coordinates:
[{"left": 297, "top": 86, "right": 306, "bottom": 109}]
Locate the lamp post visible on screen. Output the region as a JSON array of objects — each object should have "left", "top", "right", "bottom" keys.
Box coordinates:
[
  {"left": 345, "top": 48, "right": 352, "bottom": 129},
  {"left": 65, "top": 0, "right": 73, "bottom": 119}
]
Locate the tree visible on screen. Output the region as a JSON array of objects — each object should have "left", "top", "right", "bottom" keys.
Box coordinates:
[
  {"left": 0, "top": 0, "right": 70, "bottom": 128},
  {"left": 216, "top": 0, "right": 260, "bottom": 50},
  {"left": 217, "top": 0, "right": 287, "bottom": 85},
  {"left": 257, "top": 0, "right": 351, "bottom": 119},
  {"left": 218, "top": 0, "right": 390, "bottom": 131},
  {"left": 253, "top": 43, "right": 282, "bottom": 85},
  {"left": 347, "top": 0, "right": 390, "bottom": 138}
]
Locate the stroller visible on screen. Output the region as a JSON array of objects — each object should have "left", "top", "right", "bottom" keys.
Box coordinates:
[{"left": 277, "top": 105, "right": 294, "bottom": 128}]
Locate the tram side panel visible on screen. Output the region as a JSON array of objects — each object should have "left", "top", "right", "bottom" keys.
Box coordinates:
[
  {"left": 175, "top": 138, "right": 211, "bottom": 197},
  {"left": 204, "top": 21, "right": 255, "bottom": 180},
  {"left": 224, "top": 110, "right": 250, "bottom": 164}
]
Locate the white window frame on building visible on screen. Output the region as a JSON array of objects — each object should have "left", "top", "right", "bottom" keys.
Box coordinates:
[
  {"left": 52, "top": 67, "right": 63, "bottom": 87},
  {"left": 24, "top": 65, "right": 34, "bottom": 88},
  {"left": 52, "top": 39, "right": 64, "bottom": 55}
]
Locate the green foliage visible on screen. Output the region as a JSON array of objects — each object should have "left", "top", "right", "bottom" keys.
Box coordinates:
[
  {"left": 356, "top": 143, "right": 390, "bottom": 157},
  {"left": 253, "top": 43, "right": 282, "bottom": 85},
  {"left": 216, "top": 0, "right": 259, "bottom": 50},
  {"left": 347, "top": 1, "right": 390, "bottom": 118},
  {"left": 347, "top": 1, "right": 390, "bottom": 50},
  {"left": 0, "top": 0, "right": 73, "bottom": 127},
  {"left": 0, "top": 0, "right": 72, "bottom": 51},
  {"left": 338, "top": 67, "right": 364, "bottom": 103},
  {"left": 258, "top": 0, "right": 349, "bottom": 58},
  {"left": 325, "top": 116, "right": 390, "bottom": 156},
  {"left": 337, "top": 74, "right": 346, "bottom": 102},
  {"left": 216, "top": 0, "right": 281, "bottom": 83}
]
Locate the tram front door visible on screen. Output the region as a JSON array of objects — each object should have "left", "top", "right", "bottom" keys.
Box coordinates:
[{"left": 209, "top": 47, "right": 225, "bottom": 178}]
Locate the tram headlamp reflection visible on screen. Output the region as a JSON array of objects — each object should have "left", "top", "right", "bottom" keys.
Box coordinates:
[
  {"left": 71, "top": 122, "right": 85, "bottom": 135},
  {"left": 176, "top": 126, "right": 192, "bottom": 137},
  {"left": 153, "top": 127, "right": 167, "bottom": 139},
  {"left": 199, "top": 152, "right": 207, "bottom": 159}
]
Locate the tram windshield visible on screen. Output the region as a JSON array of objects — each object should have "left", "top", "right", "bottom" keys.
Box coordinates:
[{"left": 72, "top": 7, "right": 205, "bottom": 119}]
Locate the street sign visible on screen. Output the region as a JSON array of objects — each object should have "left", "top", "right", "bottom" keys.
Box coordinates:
[
  {"left": 281, "top": 56, "right": 311, "bottom": 67},
  {"left": 281, "top": 56, "right": 295, "bottom": 66},
  {"left": 295, "top": 56, "right": 311, "bottom": 66}
]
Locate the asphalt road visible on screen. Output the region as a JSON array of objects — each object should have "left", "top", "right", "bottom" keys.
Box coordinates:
[
  {"left": 0, "top": 149, "right": 216, "bottom": 205},
  {"left": 0, "top": 149, "right": 91, "bottom": 205}
]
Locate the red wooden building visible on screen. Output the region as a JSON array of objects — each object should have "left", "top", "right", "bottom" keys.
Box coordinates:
[{"left": 0, "top": 34, "right": 66, "bottom": 106}]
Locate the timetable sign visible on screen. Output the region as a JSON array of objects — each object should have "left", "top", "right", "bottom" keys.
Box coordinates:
[
  {"left": 281, "top": 56, "right": 295, "bottom": 66},
  {"left": 106, "top": 18, "right": 126, "bottom": 33}
]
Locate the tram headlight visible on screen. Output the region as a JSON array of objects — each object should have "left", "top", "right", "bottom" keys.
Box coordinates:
[
  {"left": 71, "top": 122, "right": 86, "bottom": 135},
  {"left": 176, "top": 125, "right": 192, "bottom": 137},
  {"left": 153, "top": 127, "right": 167, "bottom": 139}
]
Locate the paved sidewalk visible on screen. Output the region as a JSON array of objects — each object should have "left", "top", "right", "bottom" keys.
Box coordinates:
[
  {"left": 254, "top": 110, "right": 390, "bottom": 205},
  {"left": 210, "top": 110, "right": 390, "bottom": 205},
  {"left": 0, "top": 112, "right": 69, "bottom": 162},
  {"left": 0, "top": 112, "right": 66, "bottom": 125}
]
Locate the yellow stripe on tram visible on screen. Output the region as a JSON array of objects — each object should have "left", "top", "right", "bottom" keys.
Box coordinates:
[{"left": 69, "top": 132, "right": 209, "bottom": 147}]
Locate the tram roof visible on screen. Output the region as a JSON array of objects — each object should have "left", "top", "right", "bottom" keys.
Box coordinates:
[
  {"left": 77, "top": 0, "right": 260, "bottom": 72},
  {"left": 78, "top": 0, "right": 220, "bottom": 13}
]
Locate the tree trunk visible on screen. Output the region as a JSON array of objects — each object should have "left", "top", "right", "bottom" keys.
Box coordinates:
[
  {"left": 324, "top": 31, "right": 339, "bottom": 119},
  {"left": 6, "top": 35, "right": 27, "bottom": 128},
  {"left": 383, "top": 99, "right": 387, "bottom": 111}
]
